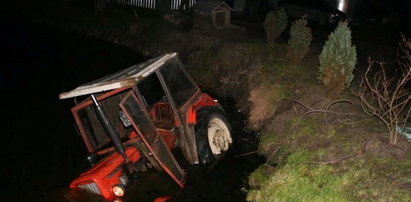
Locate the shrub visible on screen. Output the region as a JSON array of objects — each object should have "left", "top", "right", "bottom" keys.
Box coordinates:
[
  {"left": 287, "top": 17, "right": 312, "bottom": 65},
  {"left": 263, "top": 8, "right": 288, "bottom": 47},
  {"left": 318, "top": 21, "right": 356, "bottom": 96},
  {"left": 359, "top": 35, "right": 411, "bottom": 145}
]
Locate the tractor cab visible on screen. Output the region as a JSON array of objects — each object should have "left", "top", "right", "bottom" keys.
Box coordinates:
[{"left": 59, "top": 53, "right": 232, "bottom": 201}]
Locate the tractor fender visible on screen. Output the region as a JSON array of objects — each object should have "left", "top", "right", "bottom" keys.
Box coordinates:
[{"left": 186, "top": 93, "right": 223, "bottom": 125}]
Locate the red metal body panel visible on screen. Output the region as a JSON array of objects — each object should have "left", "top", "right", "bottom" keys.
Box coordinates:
[
  {"left": 185, "top": 93, "right": 219, "bottom": 124},
  {"left": 148, "top": 102, "right": 177, "bottom": 149},
  {"left": 148, "top": 102, "right": 173, "bottom": 122},
  {"left": 70, "top": 147, "right": 141, "bottom": 201},
  {"left": 158, "top": 129, "right": 177, "bottom": 149},
  {"left": 154, "top": 196, "right": 172, "bottom": 202},
  {"left": 186, "top": 106, "right": 196, "bottom": 124},
  {"left": 193, "top": 93, "right": 219, "bottom": 109}
]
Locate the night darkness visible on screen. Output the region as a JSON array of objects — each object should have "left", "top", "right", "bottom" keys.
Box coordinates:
[
  {"left": 0, "top": 11, "right": 145, "bottom": 201},
  {"left": 1, "top": 0, "right": 410, "bottom": 202}
]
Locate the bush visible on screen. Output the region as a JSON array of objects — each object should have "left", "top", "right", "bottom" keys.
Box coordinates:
[
  {"left": 263, "top": 8, "right": 288, "bottom": 47},
  {"left": 359, "top": 35, "right": 411, "bottom": 145},
  {"left": 287, "top": 17, "right": 312, "bottom": 65},
  {"left": 318, "top": 21, "right": 356, "bottom": 96}
]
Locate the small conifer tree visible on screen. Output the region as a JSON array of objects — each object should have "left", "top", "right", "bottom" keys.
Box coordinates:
[
  {"left": 319, "top": 21, "right": 356, "bottom": 96},
  {"left": 287, "top": 17, "right": 312, "bottom": 65},
  {"left": 264, "top": 8, "right": 288, "bottom": 47}
]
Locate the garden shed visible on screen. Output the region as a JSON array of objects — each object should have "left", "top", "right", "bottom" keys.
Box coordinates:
[{"left": 193, "top": 0, "right": 233, "bottom": 30}]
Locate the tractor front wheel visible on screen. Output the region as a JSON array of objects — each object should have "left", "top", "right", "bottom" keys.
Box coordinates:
[{"left": 195, "top": 109, "right": 232, "bottom": 164}]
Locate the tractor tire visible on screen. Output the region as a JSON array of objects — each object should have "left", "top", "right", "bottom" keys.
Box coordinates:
[{"left": 195, "top": 108, "right": 232, "bottom": 164}]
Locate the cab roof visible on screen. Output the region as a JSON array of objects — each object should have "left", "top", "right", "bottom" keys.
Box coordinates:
[{"left": 59, "top": 53, "right": 177, "bottom": 99}]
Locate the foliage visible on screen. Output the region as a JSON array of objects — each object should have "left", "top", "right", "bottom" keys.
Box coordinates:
[
  {"left": 359, "top": 35, "right": 411, "bottom": 145},
  {"left": 287, "top": 17, "right": 312, "bottom": 65},
  {"left": 318, "top": 21, "right": 356, "bottom": 96},
  {"left": 263, "top": 8, "right": 288, "bottom": 47}
]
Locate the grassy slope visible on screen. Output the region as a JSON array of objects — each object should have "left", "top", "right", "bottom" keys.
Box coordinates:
[
  {"left": 243, "top": 45, "right": 411, "bottom": 201},
  {"left": 187, "top": 35, "right": 411, "bottom": 200}
]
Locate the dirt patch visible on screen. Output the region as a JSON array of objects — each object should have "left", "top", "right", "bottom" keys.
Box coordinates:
[
  {"left": 248, "top": 87, "right": 272, "bottom": 129},
  {"left": 248, "top": 85, "right": 293, "bottom": 130},
  {"left": 365, "top": 136, "right": 411, "bottom": 160}
]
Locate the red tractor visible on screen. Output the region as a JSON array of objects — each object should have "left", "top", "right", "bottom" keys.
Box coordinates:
[{"left": 59, "top": 53, "right": 232, "bottom": 201}]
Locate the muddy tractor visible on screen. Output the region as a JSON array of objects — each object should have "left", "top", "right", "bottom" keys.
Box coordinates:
[{"left": 59, "top": 53, "right": 232, "bottom": 201}]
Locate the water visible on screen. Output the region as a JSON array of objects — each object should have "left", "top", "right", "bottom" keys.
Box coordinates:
[
  {"left": 173, "top": 96, "right": 263, "bottom": 202},
  {"left": 0, "top": 18, "right": 262, "bottom": 202}
]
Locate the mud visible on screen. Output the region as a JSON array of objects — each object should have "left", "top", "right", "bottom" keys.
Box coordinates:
[{"left": 173, "top": 95, "right": 264, "bottom": 202}]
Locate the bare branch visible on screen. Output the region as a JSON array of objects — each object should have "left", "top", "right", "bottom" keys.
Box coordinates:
[
  {"left": 292, "top": 100, "right": 356, "bottom": 130},
  {"left": 358, "top": 35, "right": 411, "bottom": 145}
]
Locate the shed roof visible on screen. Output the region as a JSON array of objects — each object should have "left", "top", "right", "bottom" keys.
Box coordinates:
[
  {"left": 59, "top": 53, "right": 177, "bottom": 99},
  {"left": 194, "top": 0, "right": 232, "bottom": 12}
]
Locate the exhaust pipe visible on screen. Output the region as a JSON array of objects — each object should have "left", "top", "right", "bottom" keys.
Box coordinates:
[{"left": 91, "top": 94, "right": 129, "bottom": 163}]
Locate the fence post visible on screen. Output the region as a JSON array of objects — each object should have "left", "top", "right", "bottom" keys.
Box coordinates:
[{"left": 94, "top": 0, "right": 107, "bottom": 16}]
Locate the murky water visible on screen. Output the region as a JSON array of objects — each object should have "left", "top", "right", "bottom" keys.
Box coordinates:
[
  {"left": 172, "top": 95, "right": 263, "bottom": 202},
  {"left": 0, "top": 18, "right": 262, "bottom": 202}
]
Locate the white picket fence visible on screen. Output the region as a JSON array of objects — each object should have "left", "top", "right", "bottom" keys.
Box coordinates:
[{"left": 111, "top": 0, "right": 197, "bottom": 10}]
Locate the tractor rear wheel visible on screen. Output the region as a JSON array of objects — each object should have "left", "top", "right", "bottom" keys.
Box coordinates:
[{"left": 195, "top": 109, "right": 232, "bottom": 164}]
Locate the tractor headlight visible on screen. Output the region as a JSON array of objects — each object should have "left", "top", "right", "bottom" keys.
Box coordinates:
[{"left": 112, "top": 184, "right": 125, "bottom": 197}]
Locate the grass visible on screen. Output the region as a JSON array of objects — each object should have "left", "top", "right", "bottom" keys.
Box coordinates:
[
  {"left": 248, "top": 150, "right": 411, "bottom": 202},
  {"left": 258, "top": 133, "right": 278, "bottom": 155},
  {"left": 345, "top": 157, "right": 411, "bottom": 201},
  {"left": 248, "top": 150, "right": 349, "bottom": 202},
  {"left": 245, "top": 41, "right": 410, "bottom": 201},
  {"left": 248, "top": 109, "right": 411, "bottom": 201}
]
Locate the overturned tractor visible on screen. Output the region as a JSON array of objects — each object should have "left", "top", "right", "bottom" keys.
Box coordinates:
[{"left": 59, "top": 53, "right": 232, "bottom": 201}]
